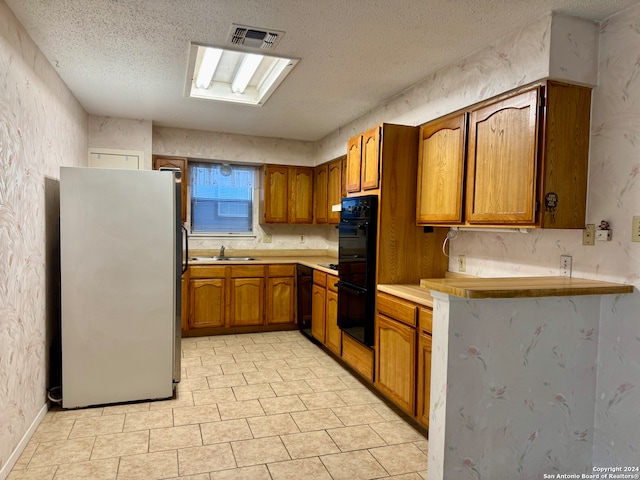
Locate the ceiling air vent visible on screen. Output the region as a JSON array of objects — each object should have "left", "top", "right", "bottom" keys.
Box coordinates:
[{"left": 228, "top": 24, "right": 284, "bottom": 50}]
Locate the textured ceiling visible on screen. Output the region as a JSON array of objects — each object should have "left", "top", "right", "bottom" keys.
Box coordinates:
[{"left": 5, "top": 0, "right": 639, "bottom": 141}]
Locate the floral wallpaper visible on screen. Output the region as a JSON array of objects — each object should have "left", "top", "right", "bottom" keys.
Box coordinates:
[{"left": 0, "top": 0, "right": 87, "bottom": 474}]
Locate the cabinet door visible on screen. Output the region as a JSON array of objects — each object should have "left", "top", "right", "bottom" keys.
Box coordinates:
[
  {"left": 325, "top": 288, "right": 341, "bottom": 355},
  {"left": 314, "top": 164, "right": 328, "bottom": 224},
  {"left": 361, "top": 126, "right": 381, "bottom": 191},
  {"left": 417, "top": 114, "right": 466, "bottom": 224},
  {"left": 416, "top": 331, "right": 432, "bottom": 428},
  {"left": 266, "top": 277, "right": 295, "bottom": 324},
  {"left": 346, "top": 135, "right": 362, "bottom": 193},
  {"left": 153, "top": 157, "right": 187, "bottom": 223},
  {"left": 262, "top": 165, "right": 289, "bottom": 223},
  {"left": 289, "top": 167, "right": 314, "bottom": 224},
  {"left": 189, "top": 278, "right": 225, "bottom": 328},
  {"left": 311, "top": 283, "right": 326, "bottom": 343},
  {"left": 375, "top": 314, "right": 416, "bottom": 414},
  {"left": 466, "top": 88, "right": 539, "bottom": 224},
  {"left": 229, "top": 278, "right": 264, "bottom": 326},
  {"left": 327, "top": 158, "right": 343, "bottom": 224}
]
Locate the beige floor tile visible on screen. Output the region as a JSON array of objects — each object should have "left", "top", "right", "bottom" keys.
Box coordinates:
[
  {"left": 210, "top": 465, "right": 271, "bottom": 480},
  {"left": 279, "top": 430, "right": 340, "bottom": 459},
  {"left": 242, "top": 343, "right": 276, "bottom": 353},
  {"left": 31, "top": 418, "right": 75, "bottom": 443},
  {"left": 242, "top": 370, "right": 283, "bottom": 385},
  {"left": 331, "top": 404, "right": 386, "bottom": 426},
  {"left": 183, "top": 348, "right": 214, "bottom": 358},
  {"left": 232, "top": 383, "right": 276, "bottom": 401},
  {"left": 177, "top": 377, "right": 210, "bottom": 392},
  {"left": 338, "top": 374, "right": 367, "bottom": 389},
  {"left": 290, "top": 408, "right": 344, "bottom": 432},
  {"left": 276, "top": 367, "right": 316, "bottom": 381},
  {"left": 123, "top": 409, "right": 173, "bottom": 432},
  {"left": 217, "top": 399, "right": 265, "bottom": 420},
  {"left": 170, "top": 474, "right": 211, "bottom": 480},
  {"left": 262, "top": 350, "right": 297, "bottom": 360},
  {"left": 370, "top": 402, "right": 402, "bottom": 421},
  {"left": 267, "top": 457, "right": 332, "bottom": 480},
  {"left": 370, "top": 420, "right": 426, "bottom": 444},
  {"left": 320, "top": 450, "right": 388, "bottom": 480},
  {"left": 52, "top": 457, "right": 119, "bottom": 480},
  {"left": 326, "top": 425, "right": 386, "bottom": 451},
  {"left": 200, "top": 354, "right": 236, "bottom": 366},
  {"left": 186, "top": 364, "right": 224, "bottom": 378},
  {"left": 192, "top": 387, "right": 236, "bottom": 406},
  {"left": 68, "top": 414, "right": 125, "bottom": 438},
  {"left": 387, "top": 473, "right": 424, "bottom": 479},
  {"left": 220, "top": 361, "right": 257, "bottom": 375},
  {"left": 178, "top": 443, "right": 236, "bottom": 476},
  {"left": 270, "top": 380, "right": 313, "bottom": 397},
  {"left": 200, "top": 419, "right": 253, "bottom": 444},
  {"left": 232, "top": 352, "right": 268, "bottom": 363},
  {"left": 29, "top": 437, "right": 95, "bottom": 467},
  {"left": 213, "top": 345, "right": 247, "bottom": 355},
  {"left": 309, "top": 365, "right": 348, "bottom": 378},
  {"left": 246, "top": 413, "right": 299, "bottom": 438},
  {"left": 298, "top": 391, "right": 347, "bottom": 410},
  {"left": 284, "top": 357, "right": 321, "bottom": 368},
  {"left": 180, "top": 357, "right": 204, "bottom": 368},
  {"left": 419, "top": 470, "right": 427, "bottom": 479},
  {"left": 7, "top": 466, "right": 57, "bottom": 479},
  {"left": 270, "top": 342, "right": 300, "bottom": 352},
  {"left": 173, "top": 405, "right": 220, "bottom": 426},
  {"left": 91, "top": 430, "right": 149, "bottom": 459},
  {"left": 149, "top": 424, "right": 203, "bottom": 451},
  {"left": 222, "top": 335, "right": 256, "bottom": 346},
  {"left": 369, "top": 443, "right": 428, "bottom": 475},
  {"left": 11, "top": 441, "right": 38, "bottom": 470},
  {"left": 305, "top": 376, "right": 349, "bottom": 393},
  {"left": 148, "top": 390, "right": 194, "bottom": 410},
  {"left": 102, "top": 402, "right": 150, "bottom": 416},
  {"left": 254, "top": 359, "right": 290, "bottom": 371},
  {"left": 413, "top": 439, "right": 428, "bottom": 454},
  {"left": 231, "top": 437, "right": 290, "bottom": 467},
  {"left": 335, "top": 388, "right": 380, "bottom": 405},
  {"left": 258, "top": 395, "right": 307, "bottom": 415},
  {"left": 207, "top": 373, "right": 247, "bottom": 389},
  {"left": 117, "top": 450, "right": 178, "bottom": 480},
  {"left": 48, "top": 407, "right": 104, "bottom": 422}
]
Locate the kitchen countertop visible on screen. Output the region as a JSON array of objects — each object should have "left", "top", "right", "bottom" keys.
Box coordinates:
[
  {"left": 377, "top": 284, "right": 434, "bottom": 308},
  {"left": 187, "top": 249, "right": 339, "bottom": 275},
  {"left": 419, "top": 276, "right": 634, "bottom": 299}
]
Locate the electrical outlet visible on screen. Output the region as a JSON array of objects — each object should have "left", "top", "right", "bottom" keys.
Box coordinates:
[
  {"left": 632, "top": 216, "right": 640, "bottom": 242},
  {"left": 299, "top": 235, "right": 305, "bottom": 243},
  {"left": 560, "top": 255, "right": 572, "bottom": 277},
  {"left": 583, "top": 224, "right": 595, "bottom": 246},
  {"left": 458, "top": 255, "right": 466, "bottom": 272},
  {"left": 263, "top": 234, "right": 272, "bottom": 243}
]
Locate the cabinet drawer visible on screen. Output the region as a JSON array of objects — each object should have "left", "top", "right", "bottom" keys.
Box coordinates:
[
  {"left": 268, "top": 264, "right": 295, "bottom": 277},
  {"left": 342, "top": 333, "right": 373, "bottom": 381},
  {"left": 230, "top": 265, "right": 266, "bottom": 278},
  {"left": 327, "top": 274, "right": 339, "bottom": 292},
  {"left": 189, "top": 265, "right": 227, "bottom": 279},
  {"left": 419, "top": 307, "right": 433, "bottom": 334},
  {"left": 376, "top": 292, "right": 417, "bottom": 327},
  {"left": 313, "top": 270, "right": 327, "bottom": 287}
]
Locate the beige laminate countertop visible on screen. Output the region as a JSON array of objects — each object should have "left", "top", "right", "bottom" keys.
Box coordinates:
[
  {"left": 377, "top": 284, "right": 434, "bottom": 308},
  {"left": 419, "top": 276, "right": 634, "bottom": 299},
  {"left": 187, "top": 250, "right": 339, "bottom": 275}
]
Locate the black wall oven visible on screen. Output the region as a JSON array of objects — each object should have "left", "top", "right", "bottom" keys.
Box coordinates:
[{"left": 337, "top": 195, "right": 377, "bottom": 346}]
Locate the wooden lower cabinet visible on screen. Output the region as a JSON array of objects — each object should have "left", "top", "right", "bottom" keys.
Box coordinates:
[
  {"left": 416, "top": 331, "right": 432, "bottom": 428},
  {"left": 311, "top": 283, "right": 326, "bottom": 343},
  {"left": 341, "top": 332, "right": 374, "bottom": 381},
  {"left": 324, "top": 280, "right": 340, "bottom": 355},
  {"left": 189, "top": 278, "right": 226, "bottom": 328},
  {"left": 375, "top": 313, "right": 417, "bottom": 415},
  {"left": 229, "top": 277, "right": 264, "bottom": 326},
  {"left": 266, "top": 264, "right": 296, "bottom": 325}
]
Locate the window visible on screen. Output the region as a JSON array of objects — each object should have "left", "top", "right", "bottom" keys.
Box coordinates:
[{"left": 189, "top": 162, "right": 255, "bottom": 234}]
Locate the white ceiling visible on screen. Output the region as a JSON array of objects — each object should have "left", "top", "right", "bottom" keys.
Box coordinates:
[{"left": 5, "top": 0, "right": 639, "bottom": 141}]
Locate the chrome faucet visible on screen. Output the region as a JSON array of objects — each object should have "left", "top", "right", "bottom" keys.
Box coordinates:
[{"left": 219, "top": 245, "right": 225, "bottom": 258}]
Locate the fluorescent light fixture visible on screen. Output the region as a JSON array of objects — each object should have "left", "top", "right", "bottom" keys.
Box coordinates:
[
  {"left": 195, "top": 47, "right": 223, "bottom": 88},
  {"left": 186, "top": 43, "right": 299, "bottom": 106},
  {"left": 231, "top": 53, "right": 263, "bottom": 93}
]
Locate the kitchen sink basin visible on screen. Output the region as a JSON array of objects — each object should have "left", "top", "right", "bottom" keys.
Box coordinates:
[{"left": 190, "top": 256, "right": 257, "bottom": 261}]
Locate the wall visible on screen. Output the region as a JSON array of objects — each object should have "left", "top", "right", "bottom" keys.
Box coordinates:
[
  {"left": 0, "top": 0, "right": 88, "bottom": 475},
  {"left": 314, "top": 6, "right": 639, "bottom": 470},
  {"left": 153, "top": 126, "right": 338, "bottom": 253},
  {"left": 88, "top": 116, "right": 153, "bottom": 170}
]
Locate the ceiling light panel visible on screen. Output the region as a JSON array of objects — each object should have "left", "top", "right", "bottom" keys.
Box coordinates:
[{"left": 186, "top": 43, "right": 299, "bottom": 106}]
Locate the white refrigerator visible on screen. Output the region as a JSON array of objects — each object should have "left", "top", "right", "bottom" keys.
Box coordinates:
[{"left": 60, "top": 166, "right": 183, "bottom": 409}]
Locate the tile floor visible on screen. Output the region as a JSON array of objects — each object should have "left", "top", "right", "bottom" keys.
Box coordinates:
[{"left": 9, "top": 330, "right": 428, "bottom": 479}]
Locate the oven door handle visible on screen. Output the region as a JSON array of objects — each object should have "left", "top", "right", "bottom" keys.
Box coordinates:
[{"left": 336, "top": 281, "right": 367, "bottom": 295}]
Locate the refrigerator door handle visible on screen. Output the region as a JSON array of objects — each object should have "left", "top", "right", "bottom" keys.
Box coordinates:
[{"left": 182, "top": 225, "right": 189, "bottom": 274}]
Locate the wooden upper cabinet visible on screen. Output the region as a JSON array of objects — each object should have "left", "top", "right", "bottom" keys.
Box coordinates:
[
  {"left": 417, "top": 113, "right": 466, "bottom": 225},
  {"left": 327, "top": 157, "right": 344, "bottom": 224},
  {"left": 261, "top": 165, "right": 289, "bottom": 223},
  {"left": 289, "top": 167, "right": 314, "bottom": 224},
  {"left": 153, "top": 156, "right": 187, "bottom": 223},
  {"left": 314, "top": 164, "right": 328, "bottom": 224},
  {"left": 466, "top": 87, "right": 539, "bottom": 225},
  {"left": 345, "top": 135, "right": 362, "bottom": 193},
  {"left": 361, "top": 125, "right": 381, "bottom": 191}
]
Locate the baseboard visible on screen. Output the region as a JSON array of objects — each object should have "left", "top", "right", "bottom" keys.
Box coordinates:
[{"left": 0, "top": 403, "right": 48, "bottom": 480}]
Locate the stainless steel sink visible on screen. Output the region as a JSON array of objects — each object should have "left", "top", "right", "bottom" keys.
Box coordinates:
[{"left": 190, "top": 256, "right": 257, "bottom": 261}]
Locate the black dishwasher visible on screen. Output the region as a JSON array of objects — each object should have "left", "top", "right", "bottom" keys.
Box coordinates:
[{"left": 296, "top": 265, "right": 313, "bottom": 338}]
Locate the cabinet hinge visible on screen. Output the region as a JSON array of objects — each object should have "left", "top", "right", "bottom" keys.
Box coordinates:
[{"left": 539, "top": 95, "right": 546, "bottom": 108}]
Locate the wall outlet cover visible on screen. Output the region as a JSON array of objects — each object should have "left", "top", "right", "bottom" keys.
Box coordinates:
[{"left": 583, "top": 224, "right": 595, "bottom": 246}]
